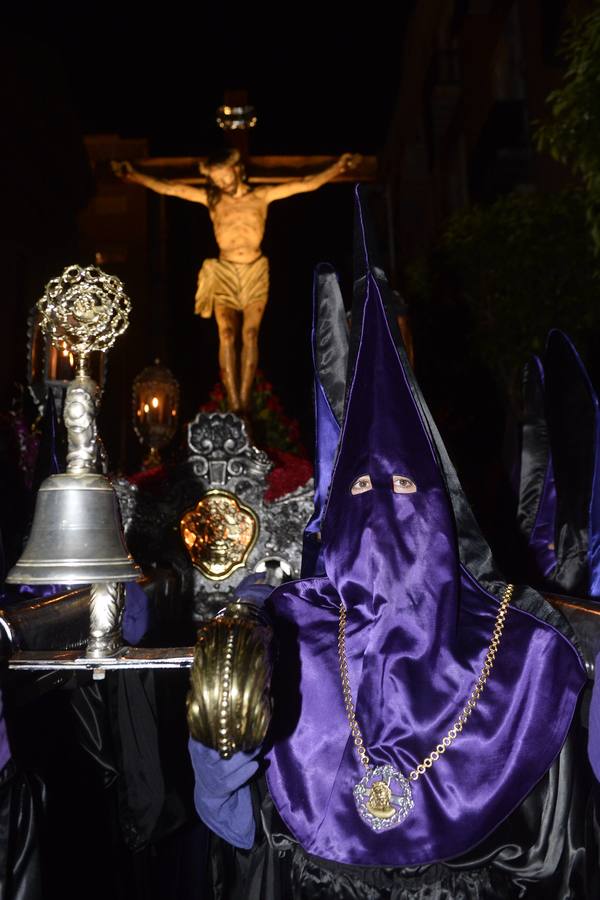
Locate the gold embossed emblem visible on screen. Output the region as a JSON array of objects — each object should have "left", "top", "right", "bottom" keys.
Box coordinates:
[
  {"left": 366, "top": 781, "right": 396, "bottom": 819},
  {"left": 180, "top": 490, "right": 259, "bottom": 580}
]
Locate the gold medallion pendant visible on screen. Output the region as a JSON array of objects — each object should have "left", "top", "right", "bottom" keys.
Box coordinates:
[{"left": 354, "top": 766, "right": 414, "bottom": 832}]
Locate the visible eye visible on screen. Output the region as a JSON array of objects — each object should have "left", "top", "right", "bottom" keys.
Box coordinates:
[
  {"left": 392, "top": 475, "right": 417, "bottom": 494},
  {"left": 350, "top": 474, "right": 373, "bottom": 495}
]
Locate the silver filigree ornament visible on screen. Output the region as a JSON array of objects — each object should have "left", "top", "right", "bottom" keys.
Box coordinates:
[
  {"left": 353, "top": 765, "right": 414, "bottom": 832},
  {"left": 37, "top": 265, "right": 131, "bottom": 360}
]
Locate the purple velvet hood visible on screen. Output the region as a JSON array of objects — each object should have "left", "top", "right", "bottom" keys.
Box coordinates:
[{"left": 264, "top": 189, "right": 585, "bottom": 867}]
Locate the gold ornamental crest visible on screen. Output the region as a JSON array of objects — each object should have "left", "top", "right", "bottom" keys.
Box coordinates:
[{"left": 180, "top": 489, "right": 259, "bottom": 580}]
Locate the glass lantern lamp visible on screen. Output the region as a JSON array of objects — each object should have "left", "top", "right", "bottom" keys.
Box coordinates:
[{"left": 132, "top": 360, "right": 179, "bottom": 469}]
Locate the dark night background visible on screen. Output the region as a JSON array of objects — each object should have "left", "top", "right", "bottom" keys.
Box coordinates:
[
  {"left": 0, "top": 7, "right": 413, "bottom": 462},
  {"left": 3, "top": 6, "right": 600, "bottom": 899}
]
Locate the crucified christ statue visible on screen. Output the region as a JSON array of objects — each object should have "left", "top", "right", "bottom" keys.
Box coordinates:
[{"left": 113, "top": 149, "right": 359, "bottom": 414}]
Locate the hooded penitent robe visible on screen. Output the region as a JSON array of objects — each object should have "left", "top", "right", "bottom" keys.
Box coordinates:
[
  {"left": 206, "top": 189, "right": 597, "bottom": 900},
  {"left": 517, "top": 331, "right": 600, "bottom": 599}
]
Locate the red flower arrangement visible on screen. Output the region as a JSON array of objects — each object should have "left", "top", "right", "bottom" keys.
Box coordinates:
[
  {"left": 263, "top": 449, "right": 313, "bottom": 503},
  {"left": 200, "top": 371, "right": 313, "bottom": 502}
]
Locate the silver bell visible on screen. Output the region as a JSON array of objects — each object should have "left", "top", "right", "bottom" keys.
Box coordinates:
[
  {"left": 6, "top": 473, "right": 139, "bottom": 585},
  {"left": 7, "top": 264, "right": 139, "bottom": 659}
]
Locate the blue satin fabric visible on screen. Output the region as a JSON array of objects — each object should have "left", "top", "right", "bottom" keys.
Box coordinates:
[
  {"left": 265, "top": 271, "right": 585, "bottom": 866},
  {"left": 122, "top": 582, "right": 150, "bottom": 645},
  {"left": 188, "top": 739, "right": 258, "bottom": 850}
]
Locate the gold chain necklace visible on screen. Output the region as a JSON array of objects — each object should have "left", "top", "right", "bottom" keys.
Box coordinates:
[{"left": 337, "top": 583, "right": 514, "bottom": 832}]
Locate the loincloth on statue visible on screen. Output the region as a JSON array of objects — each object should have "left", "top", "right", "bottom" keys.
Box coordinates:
[{"left": 194, "top": 256, "right": 270, "bottom": 318}]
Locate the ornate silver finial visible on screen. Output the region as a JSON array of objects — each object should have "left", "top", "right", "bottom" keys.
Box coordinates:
[
  {"left": 36, "top": 265, "right": 131, "bottom": 475},
  {"left": 37, "top": 265, "right": 131, "bottom": 362}
]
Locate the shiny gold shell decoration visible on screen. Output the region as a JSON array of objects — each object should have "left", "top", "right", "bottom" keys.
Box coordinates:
[
  {"left": 180, "top": 490, "right": 259, "bottom": 580},
  {"left": 186, "top": 602, "right": 274, "bottom": 758}
]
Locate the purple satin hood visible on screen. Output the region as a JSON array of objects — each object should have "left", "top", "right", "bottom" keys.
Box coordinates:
[{"left": 265, "top": 198, "right": 585, "bottom": 866}]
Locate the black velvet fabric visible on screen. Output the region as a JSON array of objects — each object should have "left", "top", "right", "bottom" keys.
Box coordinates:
[
  {"left": 0, "top": 760, "right": 43, "bottom": 900},
  {"left": 73, "top": 670, "right": 195, "bottom": 851},
  {"left": 66, "top": 670, "right": 206, "bottom": 899}
]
